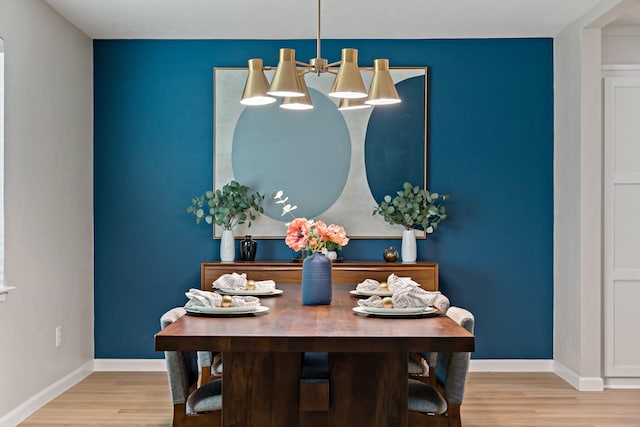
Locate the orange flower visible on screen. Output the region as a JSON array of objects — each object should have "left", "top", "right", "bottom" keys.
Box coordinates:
[
  {"left": 285, "top": 218, "right": 311, "bottom": 251},
  {"left": 326, "top": 224, "right": 349, "bottom": 246},
  {"left": 314, "top": 220, "right": 329, "bottom": 239}
]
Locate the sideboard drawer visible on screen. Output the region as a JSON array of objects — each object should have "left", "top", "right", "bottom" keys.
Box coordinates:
[{"left": 201, "top": 261, "right": 438, "bottom": 291}]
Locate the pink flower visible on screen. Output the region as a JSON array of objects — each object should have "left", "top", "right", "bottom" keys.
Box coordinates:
[
  {"left": 285, "top": 218, "right": 311, "bottom": 251},
  {"left": 326, "top": 224, "right": 349, "bottom": 246},
  {"left": 314, "top": 220, "right": 329, "bottom": 239}
]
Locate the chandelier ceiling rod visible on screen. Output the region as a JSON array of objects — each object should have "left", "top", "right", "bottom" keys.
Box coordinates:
[
  {"left": 305, "top": 0, "right": 332, "bottom": 75},
  {"left": 316, "top": 0, "right": 321, "bottom": 66}
]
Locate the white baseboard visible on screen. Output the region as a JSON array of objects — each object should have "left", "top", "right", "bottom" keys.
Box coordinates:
[
  {"left": 604, "top": 377, "right": 640, "bottom": 389},
  {"left": 95, "top": 358, "right": 555, "bottom": 373},
  {"left": 41, "top": 359, "right": 640, "bottom": 391},
  {"left": 553, "top": 361, "right": 604, "bottom": 391},
  {"left": 71, "top": 359, "right": 640, "bottom": 391},
  {"left": 93, "top": 358, "right": 166, "bottom": 371},
  {"left": 0, "top": 360, "right": 93, "bottom": 427},
  {"left": 469, "top": 359, "right": 554, "bottom": 372}
]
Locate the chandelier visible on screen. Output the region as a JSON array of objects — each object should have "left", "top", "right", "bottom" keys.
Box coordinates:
[{"left": 240, "top": 0, "right": 401, "bottom": 111}]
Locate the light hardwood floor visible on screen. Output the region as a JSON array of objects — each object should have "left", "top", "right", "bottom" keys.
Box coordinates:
[{"left": 19, "top": 372, "right": 640, "bottom": 426}]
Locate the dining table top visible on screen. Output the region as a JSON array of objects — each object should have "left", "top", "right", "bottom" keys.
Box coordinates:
[{"left": 155, "top": 283, "right": 475, "bottom": 354}]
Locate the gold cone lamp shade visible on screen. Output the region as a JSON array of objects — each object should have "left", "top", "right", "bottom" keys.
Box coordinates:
[
  {"left": 239, "top": 0, "right": 402, "bottom": 109},
  {"left": 267, "top": 48, "right": 304, "bottom": 97},
  {"left": 365, "top": 59, "right": 401, "bottom": 105},
  {"left": 329, "top": 48, "right": 367, "bottom": 99},
  {"left": 338, "top": 97, "right": 371, "bottom": 111},
  {"left": 281, "top": 75, "right": 313, "bottom": 110},
  {"left": 240, "top": 59, "right": 277, "bottom": 106}
]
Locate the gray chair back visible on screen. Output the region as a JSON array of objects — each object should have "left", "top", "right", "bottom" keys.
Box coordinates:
[
  {"left": 434, "top": 306, "right": 475, "bottom": 405},
  {"left": 160, "top": 307, "right": 199, "bottom": 405}
]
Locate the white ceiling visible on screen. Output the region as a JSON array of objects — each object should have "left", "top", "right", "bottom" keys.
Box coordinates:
[{"left": 41, "top": 0, "right": 640, "bottom": 40}]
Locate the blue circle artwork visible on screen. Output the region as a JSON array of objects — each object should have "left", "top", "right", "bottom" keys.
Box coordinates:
[
  {"left": 365, "top": 76, "right": 425, "bottom": 203},
  {"left": 232, "top": 87, "right": 351, "bottom": 221}
]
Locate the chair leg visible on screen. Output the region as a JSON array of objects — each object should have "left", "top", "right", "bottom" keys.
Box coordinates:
[
  {"left": 173, "top": 403, "right": 221, "bottom": 427},
  {"left": 446, "top": 403, "right": 461, "bottom": 427},
  {"left": 408, "top": 411, "right": 449, "bottom": 427},
  {"left": 173, "top": 403, "right": 187, "bottom": 427}
]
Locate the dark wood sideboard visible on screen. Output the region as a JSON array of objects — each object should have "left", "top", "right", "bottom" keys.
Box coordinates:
[{"left": 201, "top": 261, "right": 439, "bottom": 291}]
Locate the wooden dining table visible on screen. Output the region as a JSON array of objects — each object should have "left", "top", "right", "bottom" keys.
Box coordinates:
[{"left": 155, "top": 283, "right": 475, "bottom": 427}]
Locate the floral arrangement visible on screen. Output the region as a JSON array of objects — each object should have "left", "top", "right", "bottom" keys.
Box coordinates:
[{"left": 274, "top": 190, "right": 349, "bottom": 254}]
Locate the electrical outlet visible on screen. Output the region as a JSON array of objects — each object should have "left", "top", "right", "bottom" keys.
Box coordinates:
[{"left": 55, "top": 326, "right": 62, "bottom": 347}]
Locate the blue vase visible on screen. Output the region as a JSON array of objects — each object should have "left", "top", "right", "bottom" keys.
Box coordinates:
[{"left": 301, "top": 252, "right": 332, "bottom": 305}]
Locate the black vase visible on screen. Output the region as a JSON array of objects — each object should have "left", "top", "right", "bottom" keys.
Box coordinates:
[{"left": 239, "top": 235, "right": 257, "bottom": 261}]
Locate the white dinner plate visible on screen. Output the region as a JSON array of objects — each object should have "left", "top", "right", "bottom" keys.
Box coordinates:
[
  {"left": 349, "top": 289, "right": 394, "bottom": 297},
  {"left": 217, "top": 288, "right": 283, "bottom": 297},
  {"left": 364, "top": 306, "right": 431, "bottom": 314},
  {"left": 185, "top": 305, "right": 269, "bottom": 316},
  {"left": 352, "top": 306, "right": 437, "bottom": 317}
]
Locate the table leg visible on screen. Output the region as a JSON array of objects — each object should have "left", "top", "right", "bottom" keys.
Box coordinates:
[
  {"left": 222, "top": 352, "right": 301, "bottom": 427},
  {"left": 329, "top": 352, "right": 408, "bottom": 427}
]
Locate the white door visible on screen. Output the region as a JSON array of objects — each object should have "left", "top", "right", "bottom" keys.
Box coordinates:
[{"left": 604, "top": 77, "right": 640, "bottom": 377}]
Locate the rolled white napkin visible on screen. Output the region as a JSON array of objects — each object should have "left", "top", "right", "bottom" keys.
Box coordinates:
[
  {"left": 185, "top": 288, "right": 260, "bottom": 308},
  {"left": 212, "top": 273, "right": 277, "bottom": 291},
  {"left": 357, "top": 275, "right": 449, "bottom": 310},
  {"left": 431, "top": 294, "right": 450, "bottom": 313},
  {"left": 355, "top": 274, "right": 421, "bottom": 292},
  {"left": 254, "top": 280, "right": 277, "bottom": 291},
  {"left": 212, "top": 272, "right": 247, "bottom": 290},
  {"left": 387, "top": 274, "right": 421, "bottom": 292},
  {"left": 356, "top": 278, "right": 381, "bottom": 291}
]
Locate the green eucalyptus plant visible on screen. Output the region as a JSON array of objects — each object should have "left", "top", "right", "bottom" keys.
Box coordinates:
[
  {"left": 372, "top": 182, "right": 448, "bottom": 234},
  {"left": 186, "top": 180, "right": 264, "bottom": 230}
]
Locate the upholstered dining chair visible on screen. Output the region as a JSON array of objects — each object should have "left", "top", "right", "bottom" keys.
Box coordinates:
[
  {"left": 196, "top": 351, "right": 222, "bottom": 386},
  {"left": 408, "top": 306, "right": 474, "bottom": 427},
  {"left": 408, "top": 352, "right": 436, "bottom": 387},
  {"left": 161, "top": 307, "right": 222, "bottom": 427},
  {"left": 408, "top": 293, "right": 452, "bottom": 385}
]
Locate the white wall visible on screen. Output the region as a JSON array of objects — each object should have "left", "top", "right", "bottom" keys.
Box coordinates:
[
  {"left": 553, "top": 0, "right": 640, "bottom": 390},
  {"left": 0, "top": 0, "right": 93, "bottom": 424},
  {"left": 554, "top": 20, "right": 585, "bottom": 382},
  {"left": 602, "top": 26, "right": 640, "bottom": 64}
]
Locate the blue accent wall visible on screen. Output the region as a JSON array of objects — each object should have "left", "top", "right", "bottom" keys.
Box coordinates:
[{"left": 94, "top": 39, "right": 553, "bottom": 359}]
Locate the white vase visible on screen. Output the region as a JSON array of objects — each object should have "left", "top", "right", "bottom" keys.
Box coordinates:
[
  {"left": 220, "top": 229, "right": 235, "bottom": 262},
  {"left": 325, "top": 250, "right": 338, "bottom": 261},
  {"left": 401, "top": 229, "right": 417, "bottom": 263}
]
